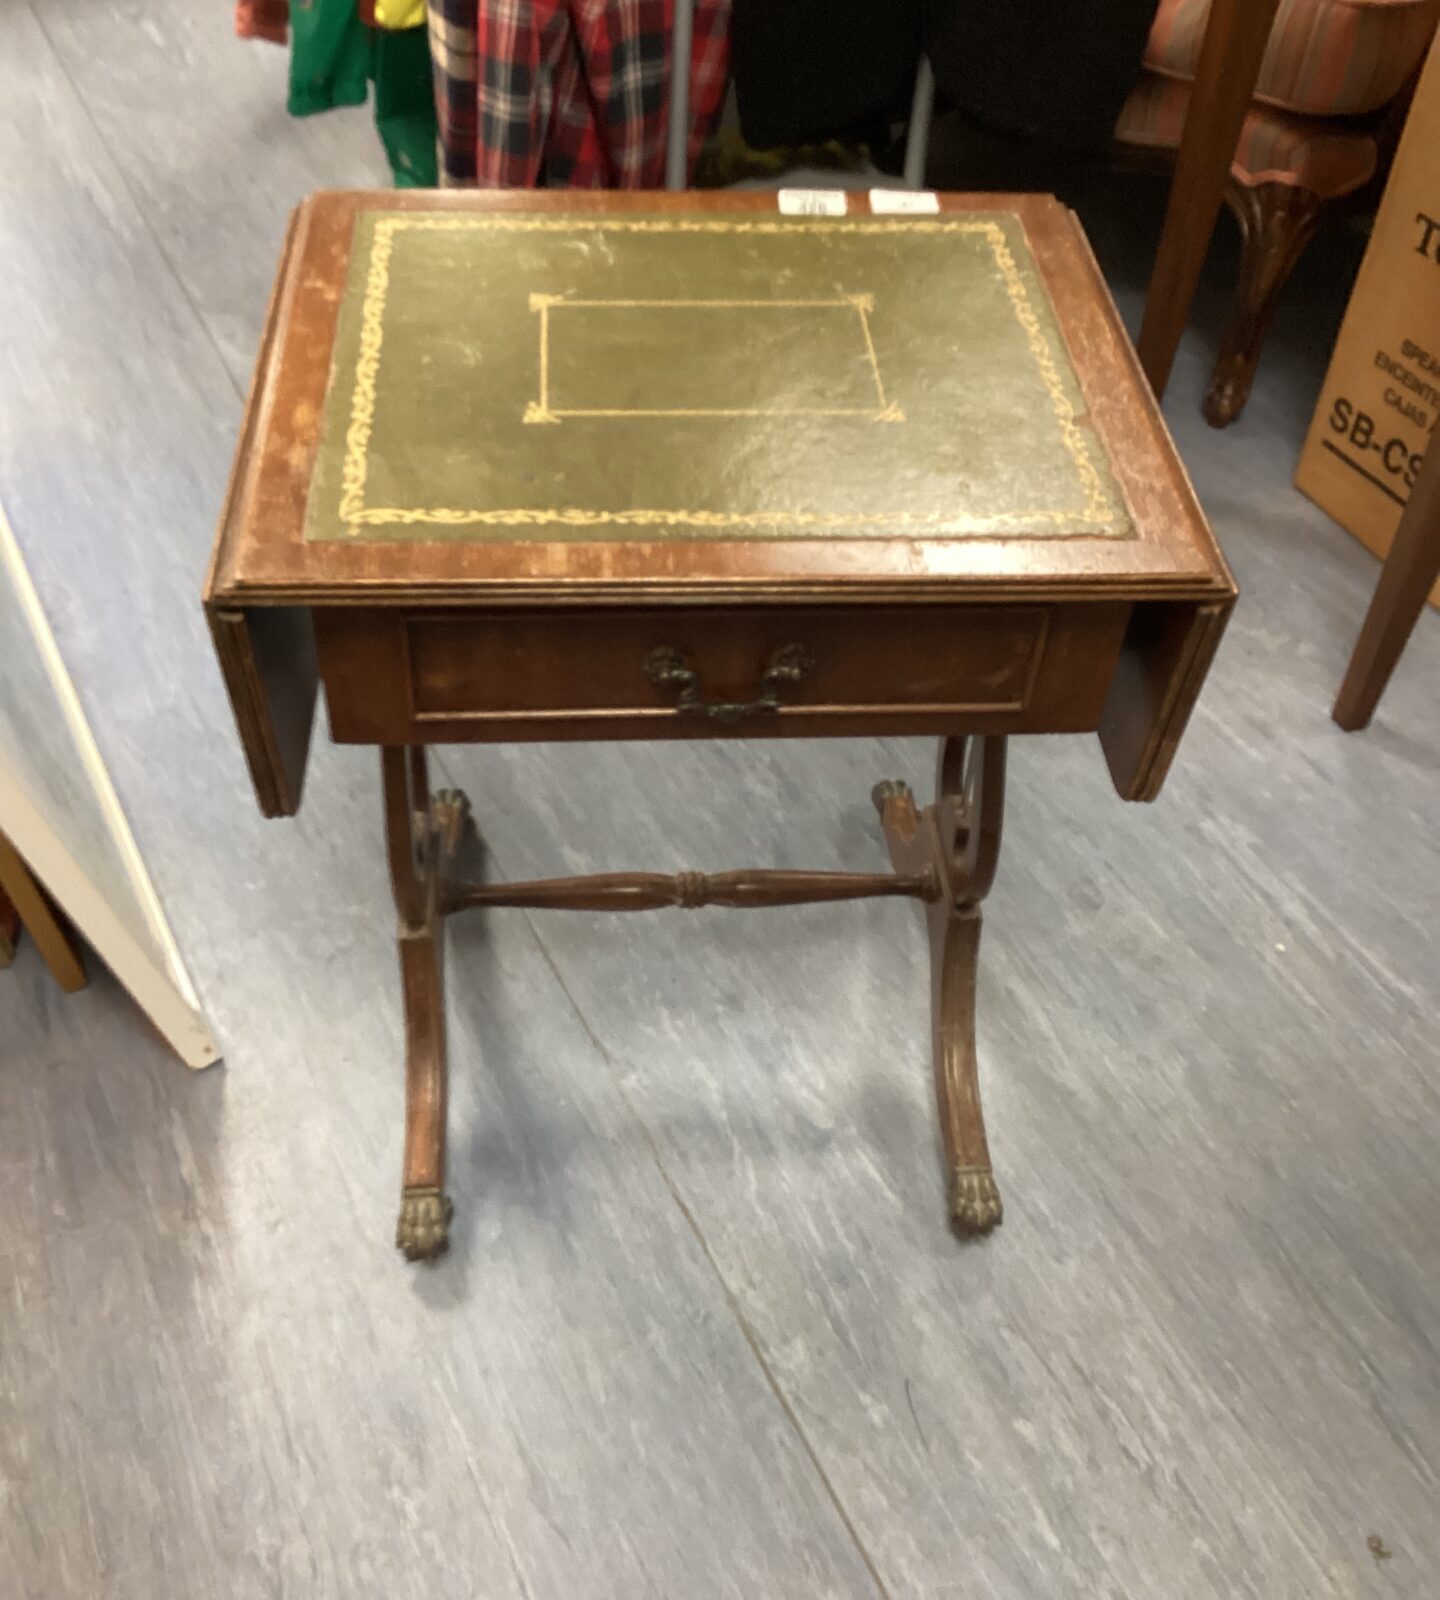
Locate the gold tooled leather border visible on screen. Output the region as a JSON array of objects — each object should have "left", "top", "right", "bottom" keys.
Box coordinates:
[{"left": 334, "top": 214, "right": 1123, "bottom": 540}]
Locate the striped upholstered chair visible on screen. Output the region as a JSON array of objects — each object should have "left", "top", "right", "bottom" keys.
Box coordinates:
[{"left": 1114, "top": 0, "right": 1438, "bottom": 425}]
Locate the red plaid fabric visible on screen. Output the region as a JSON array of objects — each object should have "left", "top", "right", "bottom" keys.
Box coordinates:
[
  {"left": 429, "top": 0, "right": 729, "bottom": 188},
  {"left": 430, "top": 0, "right": 481, "bottom": 183},
  {"left": 235, "top": 0, "right": 289, "bottom": 45}
]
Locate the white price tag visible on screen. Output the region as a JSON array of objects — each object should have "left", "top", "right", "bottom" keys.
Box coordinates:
[
  {"left": 777, "top": 188, "right": 849, "bottom": 217},
  {"left": 869, "top": 189, "right": 941, "bottom": 215}
]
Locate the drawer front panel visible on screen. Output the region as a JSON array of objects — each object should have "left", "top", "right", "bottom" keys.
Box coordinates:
[
  {"left": 409, "top": 607, "right": 1047, "bottom": 720},
  {"left": 316, "top": 603, "right": 1131, "bottom": 743}
]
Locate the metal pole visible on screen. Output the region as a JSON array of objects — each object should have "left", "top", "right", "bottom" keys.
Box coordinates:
[
  {"left": 902, "top": 58, "right": 935, "bottom": 190},
  {"left": 665, "top": 0, "right": 695, "bottom": 190}
]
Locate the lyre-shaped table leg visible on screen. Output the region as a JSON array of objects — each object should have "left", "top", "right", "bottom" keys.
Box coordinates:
[
  {"left": 383, "top": 746, "right": 471, "bottom": 1262},
  {"left": 875, "top": 734, "right": 1007, "bottom": 1238}
]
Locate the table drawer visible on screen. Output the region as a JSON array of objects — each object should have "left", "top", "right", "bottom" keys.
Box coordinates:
[{"left": 316, "top": 603, "right": 1132, "bottom": 743}]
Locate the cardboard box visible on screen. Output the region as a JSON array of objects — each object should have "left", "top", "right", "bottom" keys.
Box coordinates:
[{"left": 1295, "top": 29, "right": 1440, "bottom": 608}]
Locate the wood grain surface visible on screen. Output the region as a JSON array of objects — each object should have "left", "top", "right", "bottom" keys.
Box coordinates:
[
  {"left": 208, "top": 190, "right": 1234, "bottom": 814},
  {"left": 1136, "top": 0, "right": 1285, "bottom": 398},
  {"left": 0, "top": 830, "right": 86, "bottom": 992},
  {"left": 1333, "top": 425, "right": 1440, "bottom": 729},
  {"left": 207, "top": 190, "right": 1234, "bottom": 607},
  {"left": 313, "top": 601, "right": 1132, "bottom": 746},
  {"left": 3, "top": 2, "right": 1438, "bottom": 1598}
]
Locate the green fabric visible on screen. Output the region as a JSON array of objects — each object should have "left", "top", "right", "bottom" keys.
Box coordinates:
[
  {"left": 287, "top": 1, "right": 436, "bottom": 189},
  {"left": 372, "top": 24, "right": 438, "bottom": 189},
  {"left": 305, "top": 211, "right": 1135, "bottom": 545}
]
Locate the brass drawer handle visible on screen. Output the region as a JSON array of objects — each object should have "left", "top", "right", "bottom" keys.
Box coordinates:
[{"left": 645, "top": 642, "right": 816, "bottom": 724}]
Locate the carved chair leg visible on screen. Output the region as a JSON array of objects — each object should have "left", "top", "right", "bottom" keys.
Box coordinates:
[
  {"left": 1205, "top": 178, "right": 1324, "bottom": 428},
  {"left": 383, "top": 747, "right": 472, "bottom": 1262},
  {"left": 874, "top": 733, "right": 1007, "bottom": 1238}
]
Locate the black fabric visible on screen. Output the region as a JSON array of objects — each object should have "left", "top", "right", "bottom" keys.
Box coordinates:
[
  {"left": 731, "top": 1, "right": 1159, "bottom": 156},
  {"left": 731, "top": 0, "right": 923, "bottom": 152},
  {"left": 923, "top": 0, "right": 1160, "bottom": 152}
]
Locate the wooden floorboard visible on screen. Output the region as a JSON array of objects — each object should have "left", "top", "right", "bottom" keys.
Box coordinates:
[{"left": 3, "top": 1, "right": 1438, "bottom": 1596}]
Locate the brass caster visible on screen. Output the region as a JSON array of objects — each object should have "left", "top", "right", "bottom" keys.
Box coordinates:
[
  {"left": 949, "top": 1165, "right": 1003, "bottom": 1238},
  {"left": 396, "top": 1187, "right": 453, "bottom": 1261},
  {"left": 871, "top": 779, "right": 914, "bottom": 814}
]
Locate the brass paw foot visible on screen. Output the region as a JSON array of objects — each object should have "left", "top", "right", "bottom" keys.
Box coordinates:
[
  {"left": 871, "top": 779, "right": 914, "bottom": 813},
  {"left": 949, "top": 1165, "right": 1003, "bottom": 1238},
  {"left": 432, "top": 788, "right": 475, "bottom": 850},
  {"left": 396, "top": 1187, "right": 453, "bottom": 1261}
]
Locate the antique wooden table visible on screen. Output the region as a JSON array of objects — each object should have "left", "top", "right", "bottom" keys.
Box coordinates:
[{"left": 205, "top": 190, "right": 1235, "bottom": 1261}]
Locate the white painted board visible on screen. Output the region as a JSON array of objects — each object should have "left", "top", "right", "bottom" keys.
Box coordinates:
[{"left": 0, "top": 501, "right": 218, "bottom": 1068}]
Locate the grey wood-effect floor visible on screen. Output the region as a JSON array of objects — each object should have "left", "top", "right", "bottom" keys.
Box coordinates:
[{"left": 2, "top": 3, "right": 1438, "bottom": 1596}]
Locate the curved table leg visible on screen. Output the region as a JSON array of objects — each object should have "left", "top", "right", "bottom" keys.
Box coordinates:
[
  {"left": 931, "top": 905, "right": 1002, "bottom": 1236},
  {"left": 383, "top": 746, "right": 471, "bottom": 1262},
  {"left": 875, "top": 734, "right": 1007, "bottom": 1238}
]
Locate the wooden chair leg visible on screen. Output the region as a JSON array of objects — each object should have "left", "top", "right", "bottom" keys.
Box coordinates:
[
  {"left": 1204, "top": 179, "right": 1323, "bottom": 428},
  {"left": 0, "top": 831, "right": 86, "bottom": 993},
  {"left": 875, "top": 734, "right": 1008, "bottom": 1238},
  {"left": 1137, "top": 0, "right": 1284, "bottom": 399},
  {"left": 1333, "top": 426, "right": 1440, "bottom": 729},
  {"left": 383, "top": 747, "right": 473, "bottom": 1262},
  {"left": 1, "top": 883, "right": 19, "bottom": 967}
]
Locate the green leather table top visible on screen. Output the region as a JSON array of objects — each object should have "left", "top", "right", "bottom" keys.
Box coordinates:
[{"left": 303, "top": 211, "right": 1133, "bottom": 545}]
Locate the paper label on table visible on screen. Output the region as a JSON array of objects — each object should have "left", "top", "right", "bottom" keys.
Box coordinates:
[
  {"left": 777, "top": 189, "right": 848, "bottom": 217},
  {"left": 869, "top": 189, "right": 941, "bottom": 214}
]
